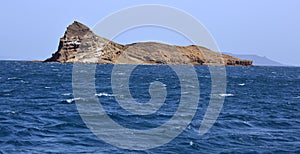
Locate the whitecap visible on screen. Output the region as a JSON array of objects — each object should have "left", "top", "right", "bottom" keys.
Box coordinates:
[
  {"left": 7, "top": 77, "right": 19, "bottom": 80},
  {"left": 20, "top": 80, "right": 28, "bottom": 83},
  {"left": 63, "top": 98, "right": 82, "bottom": 103},
  {"left": 174, "top": 126, "right": 181, "bottom": 130},
  {"left": 3, "top": 110, "right": 16, "bottom": 114},
  {"left": 189, "top": 141, "right": 194, "bottom": 146},
  {"left": 199, "top": 75, "right": 210, "bottom": 78},
  {"left": 52, "top": 69, "right": 59, "bottom": 71},
  {"left": 62, "top": 93, "right": 72, "bottom": 96},
  {"left": 182, "top": 92, "right": 191, "bottom": 95},
  {"left": 95, "top": 93, "right": 114, "bottom": 97},
  {"left": 44, "top": 87, "right": 51, "bottom": 89},
  {"left": 219, "top": 93, "right": 234, "bottom": 97},
  {"left": 33, "top": 126, "right": 41, "bottom": 130},
  {"left": 150, "top": 82, "right": 166, "bottom": 87},
  {"left": 2, "top": 89, "right": 14, "bottom": 93},
  {"left": 186, "top": 85, "right": 196, "bottom": 88},
  {"left": 238, "top": 83, "right": 245, "bottom": 86}
]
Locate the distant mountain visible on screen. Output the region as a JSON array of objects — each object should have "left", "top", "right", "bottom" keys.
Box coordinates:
[{"left": 223, "top": 52, "right": 284, "bottom": 66}]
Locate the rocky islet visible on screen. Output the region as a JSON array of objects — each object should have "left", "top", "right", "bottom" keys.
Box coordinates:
[{"left": 45, "top": 21, "right": 252, "bottom": 66}]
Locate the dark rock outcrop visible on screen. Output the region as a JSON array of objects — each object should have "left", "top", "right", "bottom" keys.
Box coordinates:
[{"left": 45, "top": 21, "right": 252, "bottom": 66}]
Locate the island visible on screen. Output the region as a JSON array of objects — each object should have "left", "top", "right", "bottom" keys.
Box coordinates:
[{"left": 45, "top": 21, "right": 252, "bottom": 66}]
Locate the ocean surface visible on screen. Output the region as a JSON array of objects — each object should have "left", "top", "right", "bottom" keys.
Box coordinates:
[{"left": 0, "top": 61, "right": 300, "bottom": 153}]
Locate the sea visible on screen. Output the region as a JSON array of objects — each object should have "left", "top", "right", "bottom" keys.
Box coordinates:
[{"left": 0, "top": 60, "right": 300, "bottom": 153}]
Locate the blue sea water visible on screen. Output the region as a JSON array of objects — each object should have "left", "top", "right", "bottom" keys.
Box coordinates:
[{"left": 0, "top": 61, "right": 300, "bottom": 153}]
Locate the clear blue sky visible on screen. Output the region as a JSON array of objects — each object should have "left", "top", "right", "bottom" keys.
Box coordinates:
[{"left": 1, "top": 0, "right": 299, "bottom": 66}]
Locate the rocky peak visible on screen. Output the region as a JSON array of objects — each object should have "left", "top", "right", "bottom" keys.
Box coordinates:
[{"left": 64, "top": 21, "right": 91, "bottom": 38}]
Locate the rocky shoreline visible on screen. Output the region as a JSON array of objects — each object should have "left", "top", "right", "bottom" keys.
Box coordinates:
[{"left": 45, "top": 21, "right": 252, "bottom": 66}]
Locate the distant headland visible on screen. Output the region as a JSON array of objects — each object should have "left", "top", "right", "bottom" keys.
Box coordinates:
[{"left": 44, "top": 21, "right": 252, "bottom": 66}]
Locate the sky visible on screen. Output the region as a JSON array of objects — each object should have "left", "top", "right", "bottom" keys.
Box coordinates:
[{"left": 0, "top": 0, "right": 299, "bottom": 66}]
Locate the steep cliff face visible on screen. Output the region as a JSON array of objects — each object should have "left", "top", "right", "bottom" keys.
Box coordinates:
[
  {"left": 45, "top": 21, "right": 252, "bottom": 66},
  {"left": 45, "top": 21, "right": 89, "bottom": 62}
]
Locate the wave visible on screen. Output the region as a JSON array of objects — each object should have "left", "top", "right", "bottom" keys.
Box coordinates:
[
  {"left": 2, "top": 110, "right": 16, "bottom": 114},
  {"left": 189, "top": 141, "right": 194, "bottom": 146},
  {"left": 61, "top": 98, "right": 82, "bottom": 103},
  {"left": 2, "top": 89, "right": 15, "bottom": 93},
  {"left": 62, "top": 93, "right": 73, "bottom": 96},
  {"left": 95, "top": 93, "right": 114, "bottom": 97},
  {"left": 20, "top": 80, "right": 29, "bottom": 84},
  {"left": 52, "top": 69, "right": 59, "bottom": 71},
  {"left": 7, "top": 77, "right": 21, "bottom": 80},
  {"left": 219, "top": 94, "right": 234, "bottom": 97},
  {"left": 150, "top": 82, "right": 167, "bottom": 87}
]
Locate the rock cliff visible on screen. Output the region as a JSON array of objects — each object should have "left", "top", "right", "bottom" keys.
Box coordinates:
[{"left": 45, "top": 21, "right": 252, "bottom": 66}]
